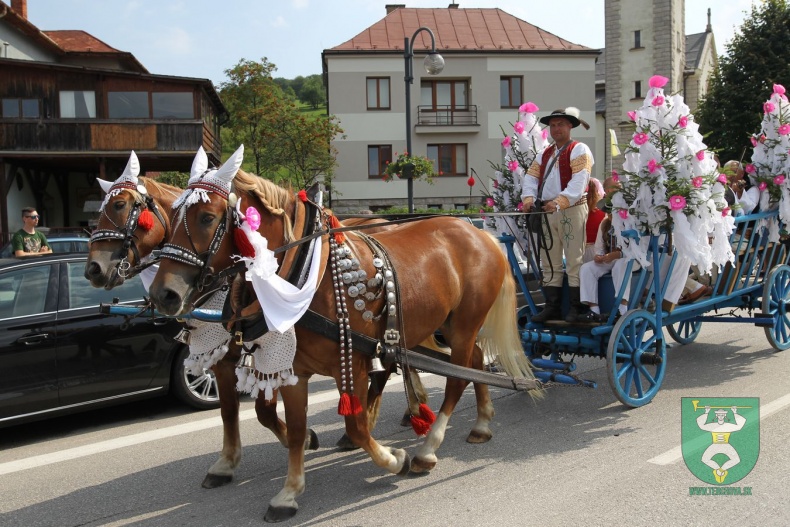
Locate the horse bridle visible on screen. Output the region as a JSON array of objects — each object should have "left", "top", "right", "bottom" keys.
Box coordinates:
[
  {"left": 90, "top": 190, "right": 170, "bottom": 279},
  {"left": 160, "top": 200, "right": 245, "bottom": 296}
]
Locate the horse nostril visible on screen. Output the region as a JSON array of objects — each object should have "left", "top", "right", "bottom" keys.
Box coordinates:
[{"left": 84, "top": 261, "right": 101, "bottom": 279}]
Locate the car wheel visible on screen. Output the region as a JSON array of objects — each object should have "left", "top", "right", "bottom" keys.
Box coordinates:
[{"left": 170, "top": 346, "right": 221, "bottom": 410}]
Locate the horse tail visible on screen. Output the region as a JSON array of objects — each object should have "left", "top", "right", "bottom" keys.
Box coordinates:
[{"left": 477, "top": 264, "right": 543, "bottom": 399}]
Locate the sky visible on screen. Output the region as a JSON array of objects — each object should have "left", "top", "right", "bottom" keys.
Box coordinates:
[{"left": 24, "top": 0, "right": 757, "bottom": 86}]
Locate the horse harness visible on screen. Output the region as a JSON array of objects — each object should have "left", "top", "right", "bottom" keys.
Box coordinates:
[{"left": 90, "top": 187, "right": 170, "bottom": 279}]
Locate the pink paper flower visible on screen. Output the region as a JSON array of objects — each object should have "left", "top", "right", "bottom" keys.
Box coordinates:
[
  {"left": 486, "top": 197, "right": 495, "bottom": 207},
  {"left": 717, "top": 173, "right": 727, "bottom": 184},
  {"left": 649, "top": 75, "right": 669, "bottom": 88},
  {"left": 668, "top": 195, "right": 687, "bottom": 211},
  {"left": 245, "top": 207, "right": 261, "bottom": 231},
  {"left": 722, "top": 207, "right": 731, "bottom": 217},
  {"left": 516, "top": 202, "right": 524, "bottom": 211},
  {"left": 760, "top": 134, "right": 767, "bottom": 143},
  {"left": 633, "top": 132, "right": 649, "bottom": 146},
  {"left": 541, "top": 129, "right": 549, "bottom": 140},
  {"left": 779, "top": 124, "right": 790, "bottom": 136},
  {"left": 618, "top": 209, "right": 629, "bottom": 219},
  {"left": 493, "top": 180, "right": 499, "bottom": 189},
  {"left": 678, "top": 115, "right": 688, "bottom": 128},
  {"left": 514, "top": 121, "right": 525, "bottom": 134},
  {"left": 764, "top": 102, "right": 776, "bottom": 114},
  {"left": 745, "top": 164, "right": 756, "bottom": 174},
  {"left": 612, "top": 170, "right": 620, "bottom": 183},
  {"left": 696, "top": 150, "right": 705, "bottom": 161},
  {"left": 775, "top": 174, "right": 786, "bottom": 185},
  {"left": 648, "top": 159, "right": 660, "bottom": 173},
  {"left": 751, "top": 136, "right": 758, "bottom": 147},
  {"left": 759, "top": 182, "right": 768, "bottom": 191},
  {"left": 507, "top": 160, "right": 519, "bottom": 172},
  {"left": 501, "top": 136, "right": 511, "bottom": 148},
  {"left": 627, "top": 111, "right": 637, "bottom": 121},
  {"left": 652, "top": 95, "right": 665, "bottom": 106},
  {"left": 692, "top": 177, "right": 703, "bottom": 188},
  {"left": 519, "top": 101, "right": 539, "bottom": 113},
  {"left": 774, "top": 84, "right": 786, "bottom": 96}
]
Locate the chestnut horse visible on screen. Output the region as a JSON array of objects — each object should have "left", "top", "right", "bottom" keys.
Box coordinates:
[
  {"left": 148, "top": 145, "right": 536, "bottom": 522},
  {"left": 83, "top": 149, "right": 319, "bottom": 489}
]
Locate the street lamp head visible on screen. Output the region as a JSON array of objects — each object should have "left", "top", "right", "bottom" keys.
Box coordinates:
[{"left": 424, "top": 52, "right": 445, "bottom": 75}]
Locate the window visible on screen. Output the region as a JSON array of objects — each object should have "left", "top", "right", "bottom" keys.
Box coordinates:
[
  {"left": 366, "top": 77, "right": 390, "bottom": 110},
  {"left": 500, "top": 76, "right": 522, "bottom": 108},
  {"left": 421, "top": 80, "right": 468, "bottom": 110},
  {"left": 427, "top": 144, "right": 467, "bottom": 176},
  {"left": 634, "top": 30, "right": 642, "bottom": 49},
  {"left": 108, "top": 91, "right": 149, "bottom": 118},
  {"left": 0, "top": 265, "right": 51, "bottom": 319},
  {"left": 67, "top": 262, "right": 145, "bottom": 309},
  {"left": 59, "top": 91, "right": 96, "bottom": 118},
  {"left": 2, "top": 98, "right": 40, "bottom": 118},
  {"left": 368, "top": 145, "right": 392, "bottom": 178},
  {"left": 634, "top": 81, "right": 642, "bottom": 99},
  {"left": 152, "top": 92, "right": 194, "bottom": 119}
]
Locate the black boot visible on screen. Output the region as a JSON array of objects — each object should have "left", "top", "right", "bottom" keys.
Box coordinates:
[
  {"left": 565, "top": 287, "right": 582, "bottom": 323},
  {"left": 532, "top": 286, "right": 562, "bottom": 323}
]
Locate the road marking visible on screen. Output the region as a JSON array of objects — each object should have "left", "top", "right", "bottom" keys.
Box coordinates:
[
  {"left": 0, "top": 388, "right": 341, "bottom": 476},
  {"left": 100, "top": 504, "right": 190, "bottom": 527},
  {"left": 648, "top": 392, "right": 790, "bottom": 466}
]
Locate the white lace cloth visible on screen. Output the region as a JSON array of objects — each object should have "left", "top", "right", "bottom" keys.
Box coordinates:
[{"left": 235, "top": 326, "right": 298, "bottom": 400}]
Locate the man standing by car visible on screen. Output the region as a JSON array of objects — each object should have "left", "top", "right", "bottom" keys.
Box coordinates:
[
  {"left": 522, "top": 107, "right": 593, "bottom": 323},
  {"left": 12, "top": 207, "right": 51, "bottom": 257}
]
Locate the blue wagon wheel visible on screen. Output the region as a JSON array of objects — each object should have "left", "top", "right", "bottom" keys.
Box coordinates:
[
  {"left": 606, "top": 309, "right": 666, "bottom": 407},
  {"left": 666, "top": 319, "right": 702, "bottom": 345},
  {"left": 762, "top": 264, "right": 790, "bottom": 351}
]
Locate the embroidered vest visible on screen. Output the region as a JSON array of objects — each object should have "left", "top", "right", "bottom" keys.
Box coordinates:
[{"left": 539, "top": 140, "right": 579, "bottom": 191}]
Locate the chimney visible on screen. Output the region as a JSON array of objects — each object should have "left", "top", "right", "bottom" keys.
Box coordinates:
[
  {"left": 449, "top": 2, "right": 459, "bottom": 8},
  {"left": 11, "top": 0, "right": 28, "bottom": 19},
  {"left": 386, "top": 4, "right": 405, "bottom": 15}
]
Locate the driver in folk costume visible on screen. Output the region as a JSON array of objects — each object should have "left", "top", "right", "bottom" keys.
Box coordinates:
[{"left": 522, "top": 107, "right": 594, "bottom": 323}]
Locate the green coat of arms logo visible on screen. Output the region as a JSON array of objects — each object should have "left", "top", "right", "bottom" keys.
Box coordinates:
[{"left": 681, "top": 397, "right": 760, "bottom": 485}]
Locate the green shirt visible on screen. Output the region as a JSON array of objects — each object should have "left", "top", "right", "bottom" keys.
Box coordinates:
[{"left": 11, "top": 229, "right": 49, "bottom": 255}]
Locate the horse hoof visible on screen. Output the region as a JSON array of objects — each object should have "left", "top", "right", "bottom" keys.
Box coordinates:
[
  {"left": 202, "top": 473, "right": 232, "bottom": 489},
  {"left": 466, "top": 429, "right": 493, "bottom": 444},
  {"left": 335, "top": 433, "right": 360, "bottom": 451},
  {"left": 264, "top": 505, "right": 298, "bottom": 523},
  {"left": 397, "top": 452, "right": 411, "bottom": 476},
  {"left": 399, "top": 413, "right": 412, "bottom": 427},
  {"left": 410, "top": 456, "right": 436, "bottom": 474},
  {"left": 307, "top": 428, "right": 320, "bottom": 451}
]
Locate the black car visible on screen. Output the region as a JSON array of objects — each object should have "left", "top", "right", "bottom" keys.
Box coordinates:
[{"left": 0, "top": 253, "right": 219, "bottom": 428}]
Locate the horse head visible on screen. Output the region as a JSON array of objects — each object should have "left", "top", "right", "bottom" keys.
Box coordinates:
[
  {"left": 149, "top": 144, "right": 295, "bottom": 315},
  {"left": 84, "top": 151, "right": 180, "bottom": 288}
]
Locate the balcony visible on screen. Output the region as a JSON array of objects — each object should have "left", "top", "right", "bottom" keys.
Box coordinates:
[{"left": 415, "top": 105, "right": 480, "bottom": 135}]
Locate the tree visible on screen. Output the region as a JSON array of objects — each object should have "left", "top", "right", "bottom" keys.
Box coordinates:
[
  {"left": 156, "top": 171, "right": 189, "bottom": 188},
  {"left": 300, "top": 75, "right": 326, "bottom": 109},
  {"left": 696, "top": 0, "right": 790, "bottom": 163},
  {"left": 219, "top": 58, "right": 344, "bottom": 189}
]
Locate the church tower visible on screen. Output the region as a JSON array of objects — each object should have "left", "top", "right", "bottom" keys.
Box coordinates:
[{"left": 604, "top": 0, "right": 685, "bottom": 172}]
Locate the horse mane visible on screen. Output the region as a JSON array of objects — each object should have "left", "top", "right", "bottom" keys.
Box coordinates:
[
  {"left": 140, "top": 177, "right": 183, "bottom": 207},
  {"left": 232, "top": 169, "right": 295, "bottom": 243}
]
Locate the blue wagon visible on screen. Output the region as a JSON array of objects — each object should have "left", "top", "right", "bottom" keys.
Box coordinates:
[{"left": 501, "top": 208, "right": 790, "bottom": 407}]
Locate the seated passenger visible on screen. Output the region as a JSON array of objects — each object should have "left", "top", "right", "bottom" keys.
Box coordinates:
[{"left": 584, "top": 178, "right": 606, "bottom": 263}]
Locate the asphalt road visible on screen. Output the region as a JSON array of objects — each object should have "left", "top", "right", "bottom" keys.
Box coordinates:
[{"left": 1, "top": 321, "right": 788, "bottom": 527}]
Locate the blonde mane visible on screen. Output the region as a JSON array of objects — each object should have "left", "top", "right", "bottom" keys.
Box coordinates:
[{"left": 232, "top": 169, "right": 295, "bottom": 243}]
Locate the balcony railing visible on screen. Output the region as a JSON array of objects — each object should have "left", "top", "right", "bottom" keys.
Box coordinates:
[{"left": 417, "top": 105, "right": 478, "bottom": 126}]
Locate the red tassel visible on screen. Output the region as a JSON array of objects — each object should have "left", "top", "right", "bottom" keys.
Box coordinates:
[
  {"left": 418, "top": 403, "right": 436, "bottom": 424},
  {"left": 411, "top": 415, "right": 432, "bottom": 436},
  {"left": 297, "top": 190, "right": 308, "bottom": 202},
  {"left": 349, "top": 394, "right": 363, "bottom": 415},
  {"left": 338, "top": 392, "right": 352, "bottom": 416},
  {"left": 329, "top": 215, "right": 345, "bottom": 244},
  {"left": 138, "top": 209, "right": 155, "bottom": 231},
  {"left": 234, "top": 228, "right": 256, "bottom": 258}
]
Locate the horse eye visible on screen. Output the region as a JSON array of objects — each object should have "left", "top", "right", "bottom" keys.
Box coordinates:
[
  {"left": 200, "top": 214, "right": 216, "bottom": 225},
  {"left": 113, "top": 200, "right": 126, "bottom": 211}
]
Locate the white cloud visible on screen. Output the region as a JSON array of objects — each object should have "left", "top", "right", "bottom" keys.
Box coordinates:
[
  {"left": 271, "top": 16, "right": 287, "bottom": 28},
  {"left": 291, "top": 0, "right": 309, "bottom": 9},
  {"left": 155, "top": 27, "right": 192, "bottom": 55}
]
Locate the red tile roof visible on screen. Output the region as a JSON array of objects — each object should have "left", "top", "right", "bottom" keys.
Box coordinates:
[
  {"left": 329, "top": 7, "right": 591, "bottom": 53},
  {"left": 43, "top": 30, "right": 120, "bottom": 53}
]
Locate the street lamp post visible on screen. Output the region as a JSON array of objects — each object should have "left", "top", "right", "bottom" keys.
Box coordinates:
[{"left": 404, "top": 27, "right": 444, "bottom": 213}]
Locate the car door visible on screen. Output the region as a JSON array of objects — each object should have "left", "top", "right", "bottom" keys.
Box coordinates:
[
  {"left": 55, "top": 259, "right": 177, "bottom": 406},
  {"left": 0, "top": 261, "right": 59, "bottom": 423}
]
